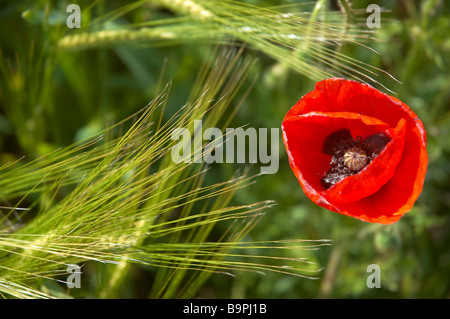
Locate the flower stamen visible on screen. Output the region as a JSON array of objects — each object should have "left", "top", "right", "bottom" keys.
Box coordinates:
[{"left": 320, "top": 129, "right": 391, "bottom": 190}]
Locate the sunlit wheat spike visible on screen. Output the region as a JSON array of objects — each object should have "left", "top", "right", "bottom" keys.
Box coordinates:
[
  {"left": 0, "top": 45, "right": 329, "bottom": 299},
  {"left": 56, "top": 0, "right": 395, "bottom": 88}
]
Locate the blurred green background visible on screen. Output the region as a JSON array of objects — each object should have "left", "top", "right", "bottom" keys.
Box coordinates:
[{"left": 1, "top": 0, "right": 449, "bottom": 298}]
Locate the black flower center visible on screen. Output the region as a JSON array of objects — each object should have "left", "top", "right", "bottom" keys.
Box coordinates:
[{"left": 320, "top": 129, "right": 391, "bottom": 190}]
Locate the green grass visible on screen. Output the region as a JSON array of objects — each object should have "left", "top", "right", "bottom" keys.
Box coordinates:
[{"left": 0, "top": 0, "right": 449, "bottom": 299}]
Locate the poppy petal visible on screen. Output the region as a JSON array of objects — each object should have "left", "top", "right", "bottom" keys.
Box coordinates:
[
  {"left": 282, "top": 78, "right": 428, "bottom": 224},
  {"left": 324, "top": 118, "right": 406, "bottom": 203},
  {"left": 282, "top": 111, "right": 391, "bottom": 193}
]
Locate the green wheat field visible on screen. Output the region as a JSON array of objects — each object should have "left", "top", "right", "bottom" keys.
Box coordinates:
[{"left": 0, "top": 0, "right": 448, "bottom": 299}]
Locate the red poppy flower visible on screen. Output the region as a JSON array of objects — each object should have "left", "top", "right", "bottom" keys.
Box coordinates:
[{"left": 282, "top": 78, "right": 428, "bottom": 224}]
